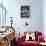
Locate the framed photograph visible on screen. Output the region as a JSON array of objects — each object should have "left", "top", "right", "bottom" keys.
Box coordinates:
[
  {"left": 21, "top": 6, "right": 29, "bottom": 11},
  {"left": 21, "top": 12, "right": 30, "bottom": 17},
  {"left": 21, "top": 6, "right": 30, "bottom": 18}
]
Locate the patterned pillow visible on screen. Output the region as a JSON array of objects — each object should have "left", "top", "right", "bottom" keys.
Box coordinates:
[
  {"left": 25, "top": 33, "right": 29, "bottom": 40},
  {"left": 24, "top": 32, "right": 35, "bottom": 40},
  {"left": 30, "top": 33, "right": 35, "bottom": 40}
]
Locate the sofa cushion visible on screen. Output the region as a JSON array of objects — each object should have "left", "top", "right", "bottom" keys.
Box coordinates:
[
  {"left": 30, "top": 33, "right": 35, "bottom": 40},
  {"left": 19, "top": 41, "right": 39, "bottom": 46},
  {"left": 25, "top": 33, "right": 29, "bottom": 40}
]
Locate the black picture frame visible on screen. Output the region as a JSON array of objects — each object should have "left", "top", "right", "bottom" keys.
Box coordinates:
[{"left": 21, "top": 6, "right": 30, "bottom": 18}]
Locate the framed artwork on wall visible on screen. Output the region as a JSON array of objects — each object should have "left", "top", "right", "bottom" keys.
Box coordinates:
[{"left": 21, "top": 6, "right": 30, "bottom": 18}]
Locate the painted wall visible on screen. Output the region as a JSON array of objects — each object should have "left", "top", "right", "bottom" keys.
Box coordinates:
[
  {"left": 3, "top": 0, "right": 43, "bottom": 37},
  {"left": 43, "top": 0, "right": 46, "bottom": 37}
]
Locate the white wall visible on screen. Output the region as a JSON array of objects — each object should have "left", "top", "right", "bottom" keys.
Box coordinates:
[
  {"left": 43, "top": 0, "right": 46, "bottom": 37},
  {"left": 3, "top": 0, "right": 43, "bottom": 37}
]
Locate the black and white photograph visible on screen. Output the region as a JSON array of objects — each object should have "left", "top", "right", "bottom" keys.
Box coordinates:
[
  {"left": 21, "top": 12, "right": 30, "bottom": 18},
  {"left": 21, "top": 6, "right": 29, "bottom": 11}
]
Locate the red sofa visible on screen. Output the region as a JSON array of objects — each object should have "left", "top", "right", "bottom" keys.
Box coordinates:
[{"left": 17, "top": 31, "right": 44, "bottom": 46}]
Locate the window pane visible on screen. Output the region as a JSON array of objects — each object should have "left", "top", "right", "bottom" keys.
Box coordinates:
[{"left": 0, "top": 0, "right": 2, "bottom": 3}]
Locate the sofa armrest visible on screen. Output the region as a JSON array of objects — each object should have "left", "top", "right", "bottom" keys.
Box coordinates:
[{"left": 38, "top": 35, "right": 44, "bottom": 43}]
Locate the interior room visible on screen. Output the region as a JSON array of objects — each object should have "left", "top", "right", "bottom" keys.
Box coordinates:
[{"left": 0, "top": 0, "right": 46, "bottom": 46}]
